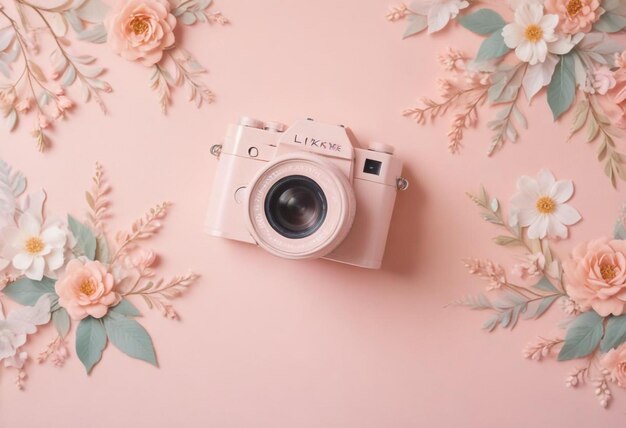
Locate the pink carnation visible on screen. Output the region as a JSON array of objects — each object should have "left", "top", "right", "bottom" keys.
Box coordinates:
[
  {"left": 601, "top": 343, "right": 626, "bottom": 387},
  {"left": 563, "top": 238, "right": 626, "bottom": 317},
  {"left": 55, "top": 259, "right": 119, "bottom": 320},
  {"left": 106, "top": 0, "right": 176, "bottom": 66},
  {"left": 545, "top": 0, "right": 603, "bottom": 34}
]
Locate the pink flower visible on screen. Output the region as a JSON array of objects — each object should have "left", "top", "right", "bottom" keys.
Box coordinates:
[
  {"left": 512, "top": 253, "right": 546, "bottom": 280},
  {"left": 106, "top": 0, "right": 176, "bottom": 66},
  {"left": 38, "top": 113, "right": 51, "bottom": 129},
  {"left": 563, "top": 238, "right": 626, "bottom": 317},
  {"left": 611, "top": 53, "right": 626, "bottom": 127},
  {"left": 601, "top": 343, "right": 626, "bottom": 387},
  {"left": 0, "top": 87, "right": 16, "bottom": 116},
  {"left": 590, "top": 66, "right": 617, "bottom": 95},
  {"left": 15, "top": 98, "right": 31, "bottom": 113},
  {"left": 545, "top": 0, "right": 603, "bottom": 34},
  {"left": 57, "top": 96, "right": 73, "bottom": 111},
  {"left": 123, "top": 248, "right": 156, "bottom": 274},
  {"left": 55, "top": 259, "right": 120, "bottom": 320}
]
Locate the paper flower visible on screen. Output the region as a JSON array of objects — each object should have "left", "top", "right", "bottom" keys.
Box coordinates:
[
  {"left": 5, "top": 212, "right": 67, "bottom": 281},
  {"left": 563, "top": 238, "right": 626, "bottom": 317},
  {"left": 413, "top": 0, "right": 470, "bottom": 34},
  {"left": 0, "top": 295, "right": 52, "bottom": 360},
  {"left": 586, "top": 66, "right": 617, "bottom": 95},
  {"left": 511, "top": 252, "right": 546, "bottom": 279},
  {"left": 55, "top": 259, "right": 120, "bottom": 320},
  {"left": 601, "top": 343, "right": 626, "bottom": 387},
  {"left": 545, "top": 0, "right": 603, "bottom": 34},
  {"left": 502, "top": 4, "right": 563, "bottom": 65},
  {"left": 106, "top": 0, "right": 177, "bottom": 66},
  {"left": 0, "top": 87, "right": 16, "bottom": 116},
  {"left": 510, "top": 170, "right": 581, "bottom": 239}
]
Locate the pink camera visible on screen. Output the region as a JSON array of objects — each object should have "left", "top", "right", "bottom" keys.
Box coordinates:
[{"left": 205, "top": 117, "right": 408, "bottom": 269}]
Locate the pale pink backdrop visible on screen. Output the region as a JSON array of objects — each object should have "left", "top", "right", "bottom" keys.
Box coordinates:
[{"left": 1, "top": 0, "right": 625, "bottom": 427}]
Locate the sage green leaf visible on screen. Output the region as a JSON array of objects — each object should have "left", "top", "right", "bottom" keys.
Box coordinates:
[
  {"left": 68, "top": 215, "right": 97, "bottom": 260},
  {"left": 476, "top": 30, "right": 510, "bottom": 62},
  {"left": 534, "top": 277, "right": 560, "bottom": 294},
  {"left": 3, "top": 277, "right": 56, "bottom": 306},
  {"left": 110, "top": 299, "right": 141, "bottom": 317},
  {"left": 52, "top": 308, "right": 71, "bottom": 338},
  {"left": 558, "top": 311, "right": 604, "bottom": 361},
  {"left": 403, "top": 14, "right": 428, "bottom": 39},
  {"left": 104, "top": 315, "right": 157, "bottom": 366},
  {"left": 95, "top": 234, "right": 110, "bottom": 264},
  {"left": 615, "top": 221, "right": 626, "bottom": 240},
  {"left": 76, "top": 317, "right": 107, "bottom": 374},
  {"left": 601, "top": 315, "right": 626, "bottom": 352},
  {"left": 524, "top": 295, "right": 559, "bottom": 319},
  {"left": 593, "top": 12, "right": 626, "bottom": 33},
  {"left": 458, "top": 9, "right": 506, "bottom": 35},
  {"left": 547, "top": 53, "right": 576, "bottom": 120}
]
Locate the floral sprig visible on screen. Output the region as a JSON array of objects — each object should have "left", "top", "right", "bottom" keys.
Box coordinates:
[
  {"left": 457, "top": 168, "right": 626, "bottom": 408},
  {"left": 389, "top": 0, "right": 626, "bottom": 187},
  {"left": 0, "top": 0, "right": 228, "bottom": 151},
  {"left": 0, "top": 159, "right": 199, "bottom": 385}
]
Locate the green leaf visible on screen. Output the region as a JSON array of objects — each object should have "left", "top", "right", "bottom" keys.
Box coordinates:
[
  {"left": 95, "top": 234, "right": 110, "bottom": 264},
  {"left": 558, "top": 311, "right": 604, "bottom": 361},
  {"left": 458, "top": 9, "right": 506, "bottom": 35},
  {"left": 492, "top": 235, "right": 522, "bottom": 246},
  {"left": 524, "top": 295, "right": 559, "bottom": 319},
  {"left": 403, "top": 14, "right": 428, "bottom": 39},
  {"left": 547, "top": 53, "right": 576, "bottom": 120},
  {"left": 615, "top": 220, "right": 626, "bottom": 240},
  {"left": 110, "top": 299, "right": 141, "bottom": 317},
  {"left": 103, "top": 315, "right": 157, "bottom": 366},
  {"left": 476, "top": 30, "right": 510, "bottom": 62},
  {"left": 76, "top": 317, "right": 107, "bottom": 374},
  {"left": 68, "top": 215, "right": 97, "bottom": 260},
  {"left": 601, "top": 315, "right": 626, "bottom": 352},
  {"left": 593, "top": 12, "right": 626, "bottom": 33},
  {"left": 534, "top": 277, "right": 560, "bottom": 294},
  {"left": 3, "top": 277, "right": 56, "bottom": 306},
  {"left": 52, "top": 308, "right": 71, "bottom": 338}
]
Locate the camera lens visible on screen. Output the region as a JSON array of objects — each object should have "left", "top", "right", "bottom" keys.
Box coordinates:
[{"left": 265, "top": 175, "right": 327, "bottom": 239}]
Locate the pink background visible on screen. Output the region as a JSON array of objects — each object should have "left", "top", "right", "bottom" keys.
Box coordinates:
[{"left": 1, "top": 0, "right": 626, "bottom": 426}]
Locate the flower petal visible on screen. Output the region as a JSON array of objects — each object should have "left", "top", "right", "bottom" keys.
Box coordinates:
[
  {"left": 24, "top": 256, "right": 45, "bottom": 281},
  {"left": 502, "top": 23, "right": 523, "bottom": 48},
  {"left": 554, "top": 204, "right": 582, "bottom": 225},
  {"left": 527, "top": 215, "right": 549, "bottom": 239},
  {"left": 41, "top": 226, "right": 67, "bottom": 248},
  {"left": 12, "top": 253, "right": 33, "bottom": 271},
  {"left": 45, "top": 248, "right": 65, "bottom": 271},
  {"left": 547, "top": 217, "right": 568, "bottom": 239},
  {"left": 536, "top": 169, "right": 556, "bottom": 195},
  {"left": 550, "top": 180, "right": 574, "bottom": 203},
  {"left": 18, "top": 213, "right": 41, "bottom": 236}
]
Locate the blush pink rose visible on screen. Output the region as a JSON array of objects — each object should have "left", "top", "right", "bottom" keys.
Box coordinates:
[
  {"left": 601, "top": 343, "right": 626, "bottom": 387},
  {"left": 545, "top": 0, "right": 603, "bottom": 34},
  {"left": 55, "top": 259, "right": 119, "bottom": 320},
  {"left": 563, "top": 238, "right": 626, "bottom": 317},
  {"left": 106, "top": 0, "right": 177, "bottom": 66}
]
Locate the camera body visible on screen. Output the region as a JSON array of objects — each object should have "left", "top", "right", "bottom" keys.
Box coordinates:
[{"left": 205, "top": 117, "right": 406, "bottom": 269}]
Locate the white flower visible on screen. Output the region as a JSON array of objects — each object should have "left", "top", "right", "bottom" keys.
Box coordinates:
[
  {"left": 502, "top": 4, "right": 563, "bottom": 65},
  {"left": 510, "top": 169, "right": 581, "bottom": 239},
  {"left": 5, "top": 212, "right": 67, "bottom": 281},
  {"left": 412, "top": 0, "right": 470, "bottom": 34},
  {"left": 0, "top": 295, "right": 52, "bottom": 361}
]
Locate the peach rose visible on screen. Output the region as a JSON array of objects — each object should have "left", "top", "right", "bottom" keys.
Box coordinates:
[
  {"left": 545, "top": 0, "right": 603, "bottom": 34},
  {"left": 601, "top": 343, "right": 626, "bottom": 387},
  {"left": 563, "top": 238, "right": 626, "bottom": 317},
  {"left": 55, "top": 259, "right": 119, "bottom": 320},
  {"left": 106, "top": 0, "right": 177, "bottom": 66}
]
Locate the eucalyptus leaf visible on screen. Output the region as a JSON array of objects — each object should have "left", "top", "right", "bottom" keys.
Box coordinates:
[
  {"left": 524, "top": 295, "right": 559, "bottom": 319},
  {"left": 68, "top": 215, "right": 97, "bottom": 260},
  {"left": 533, "top": 277, "right": 559, "bottom": 294},
  {"left": 103, "top": 315, "right": 157, "bottom": 366},
  {"left": 95, "top": 234, "right": 110, "bottom": 264},
  {"left": 476, "top": 30, "right": 509, "bottom": 62},
  {"left": 458, "top": 9, "right": 506, "bottom": 35},
  {"left": 111, "top": 299, "right": 141, "bottom": 317},
  {"left": 403, "top": 14, "right": 428, "bottom": 39},
  {"left": 558, "top": 311, "right": 604, "bottom": 361},
  {"left": 52, "top": 308, "right": 71, "bottom": 338},
  {"left": 601, "top": 315, "right": 626, "bottom": 352},
  {"left": 593, "top": 12, "right": 626, "bottom": 33},
  {"left": 76, "top": 317, "right": 107, "bottom": 374},
  {"left": 3, "top": 277, "right": 56, "bottom": 306},
  {"left": 547, "top": 53, "right": 576, "bottom": 120}
]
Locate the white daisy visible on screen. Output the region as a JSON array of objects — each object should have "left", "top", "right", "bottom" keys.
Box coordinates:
[
  {"left": 502, "top": 4, "right": 560, "bottom": 65},
  {"left": 510, "top": 169, "right": 581, "bottom": 239},
  {"left": 5, "top": 212, "right": 67, "bottom": 280},
  {"left": 412, "top": 0, "right": 470, "bottom": 34}
]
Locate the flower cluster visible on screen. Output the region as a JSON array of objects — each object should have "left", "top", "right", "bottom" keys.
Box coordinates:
[
  {"left": 459, "top": 169, "right": 626, "bottom": 408},
  {"left": 0, "top": 160, "right": 198, "bottom": 387},
  {"left": 0, "top": 0, "right": 228, "bottom": 151},
  {"left": 389, "top": 0, "right": 626, "bottom": 187}
]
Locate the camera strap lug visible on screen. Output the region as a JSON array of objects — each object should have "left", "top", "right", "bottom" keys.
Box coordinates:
[
  {"left": 396, "top": 177, "right": 409, "bottom": 191},
  {"left": 210, "top": 144, "right": 223, "bottom": 159}
]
